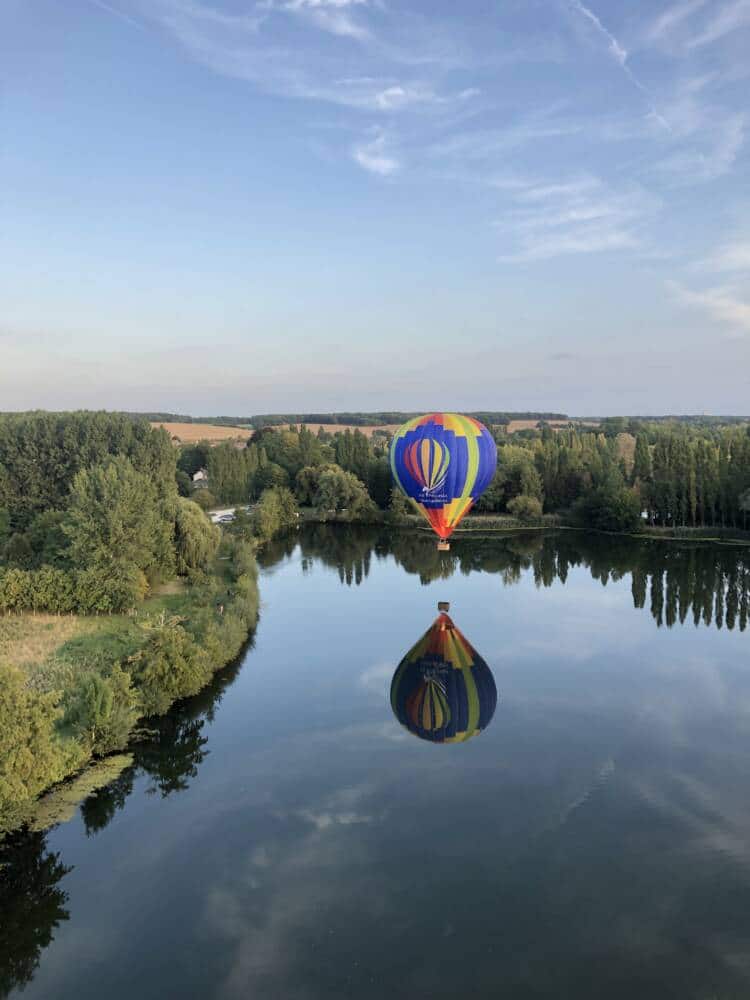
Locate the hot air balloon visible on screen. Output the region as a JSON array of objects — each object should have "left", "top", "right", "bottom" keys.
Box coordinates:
[
  {"left": 389, "top": 413, "right": 497, "bottom": 549},
  {"left": 390, "top": 607, "right": 497, "bottom": 744}
]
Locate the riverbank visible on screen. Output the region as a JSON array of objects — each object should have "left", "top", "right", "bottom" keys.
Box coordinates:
[{"left": 0, "top": 534, "right": 259, "bottom": 837}]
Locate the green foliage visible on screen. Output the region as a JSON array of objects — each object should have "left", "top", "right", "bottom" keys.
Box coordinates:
[
  {"left": 3, "top": 534, "right": 33, "bottom": 568},
  {"left": 574, "top": 482, "right": 642, "bottom": 533},
  {"left": 133, "top": 623, "right": 211, "bottom": 717},
  {"left": 64, "top": 455, "right": 170, "bottom": 596},
  {"left": 0, "top": 508, "right": 9, "bottom": 548},
  {"left": 387, "top": 487, "right": 413, "bottom": 522},
  {"left": 177, "top": 441, "right": 211, "bottom": 477},
  {"left": 174, "top": 498, "right": 220, "bottom": 575},
  {"left": 507, "top": 494, "right": 543, "bottom": 524},
  {"left": 0, "top": 412, "right": 175, "bottom": 529},
  {"left": 192, "top": 489, "right": 216, "bottom": 511},
  {"left": 255, "top": 461, "right": 290, "bottom": 492},
  {"left": 207, "top": 442, "right": 261, "bottom": 503},
  {"left": 175, "top": 469, "right": 193, "bottom": 497},
  {"left": 0, "top": 665, "right": 68, "bottom": 832},
  {"left": 62, "top": 666, "right": 138, "bottom": 754},
  {"left": 253, "top": 487, "right": 298, "bottom": 542}
]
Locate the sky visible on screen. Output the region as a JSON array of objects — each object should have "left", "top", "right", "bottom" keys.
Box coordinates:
[{"left": 2, "top": 0, "right": 749, "bottom": 416}]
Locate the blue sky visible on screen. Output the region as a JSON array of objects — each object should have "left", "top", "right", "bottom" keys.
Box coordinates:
[{"left": 2, "top": 0, "right": 749, "bottom": 415}]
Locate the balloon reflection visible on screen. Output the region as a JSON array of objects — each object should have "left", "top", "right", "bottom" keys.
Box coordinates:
[{"left": 390, "top": 608, "right": 497, "bottom": 743}]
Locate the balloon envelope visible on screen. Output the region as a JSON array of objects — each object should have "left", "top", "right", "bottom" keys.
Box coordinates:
[
  {"left": 389, "top": 413, "right": 497, "bottom": 540},
  {"left": 390, "top": 613, "right": 497, "bottom": 743}
]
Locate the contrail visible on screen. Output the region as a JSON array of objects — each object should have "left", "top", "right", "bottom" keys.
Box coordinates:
[
  {"left": 569, "top": 0, "right": 672, "bottom": 132},
  {"left": 86, "top": 0, "right": 145, "bottom": 30}
]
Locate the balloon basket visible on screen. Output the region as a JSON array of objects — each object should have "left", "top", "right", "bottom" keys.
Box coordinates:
[
  {"left": 437, "top": 601, "right": 450, "bottom": 612},
  {"left": 437, "top": 541, "right": 450, "bottom": 552}
]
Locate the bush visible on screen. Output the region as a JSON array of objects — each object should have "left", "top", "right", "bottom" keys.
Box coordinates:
[
  {"left": 253, "top": 488, "right": 298, "bottom": 542},
  {"left": 0, "top": 664, "right": 67, "bottom": 832},
  {"left": 573, "top": 484, "right": 642, "bottom": 533},
  {"left": 192, "top": 490, "right": 216, "bottom": 511},
  {"left": 133, "top": 625, "right": 211, "bottom": 717},
  {"left": 63, "top": 665, "right": 139, "bottom": 755},
  {"left": 507, "top": 495, "right": 543, "bottom": 524}
]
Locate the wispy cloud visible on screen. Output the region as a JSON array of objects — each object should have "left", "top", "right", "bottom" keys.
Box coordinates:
[
  {"left": 644, "top": 0, "right": 709, "bottom": 45},
  {"left": 652, "top": 107, "right": 745, "bottom": 182},
  {"left": 644, "top": 0, "right": 750, "bottom": 50},
  {"left": 687, "top": 0, "right": 750, "bottom": 48},
  {"left": 701, "top": 241, "right": 750, "bottom": 272},
  {"left": 352, "top": 129, "right": 400, "bottom": 175},
  {"left": 275, "top": 0, "right": 371, "bottom": 41},
  {"left": 669, "top": 280, "right": 750, "bottom": 335},
  {"left": 495, "top": 175, "right": 657, "bottom": 262}
]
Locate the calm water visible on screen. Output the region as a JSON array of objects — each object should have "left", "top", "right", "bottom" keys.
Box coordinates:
[{"left": 3, "top": 527, "right": 750, "bottom": 999}]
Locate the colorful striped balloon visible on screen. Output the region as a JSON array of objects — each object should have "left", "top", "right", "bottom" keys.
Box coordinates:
[
  {"left": 390, "top": 612, "right": 497, "bottom": 744},
  {"left": 389, "top": 413, "right": 497, "bottom": 542}
]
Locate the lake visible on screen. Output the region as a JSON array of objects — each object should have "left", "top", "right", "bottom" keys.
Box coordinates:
[{"left": 3, "top": 526, "right": 750, "bottom": 999}]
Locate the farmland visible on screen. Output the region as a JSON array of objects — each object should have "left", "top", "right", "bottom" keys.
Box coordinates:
[{"left": 151, "top": 421, "right": 252, "bottom": 444}]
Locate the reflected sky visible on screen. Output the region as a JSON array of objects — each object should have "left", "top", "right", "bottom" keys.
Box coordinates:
[{"left": 3, "top": 529, "right": 750, "bottom": 999}]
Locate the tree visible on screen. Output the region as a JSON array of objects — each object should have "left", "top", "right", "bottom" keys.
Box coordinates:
[
  {"left": 0, "top": 508, "right": 10, "bottom": 550},
  {"left": 63, "top": 666, "right": 138, "bottom": 754},
  {"left": 133, "top": 625, "right": 211, "bottom": 717},
  {"left": 387, "top": 487, "right": 413, "bottom": 522},
  {"left": 192, "top": 489, "right": 216, "bottom": 511},
  {"left": 314, "top": 466, "right": 375, "bottom": 517},
  {"left": 253, "top": 487, "right": 298, "bottom": 541},
  {"left": 507, "top": 495, "right": 543, "bottom": 524},
  {"left": 254, "top": 461, "right": 289, "bottom": 493},
  {"left": 174, "top": 498, "right": 220, "bottom": 575},
  {"left": 3, "top": 534, "right": 33, "bottom": 569},
  {"left": 64, "top": 456, "right": 165, "bottom": 606},
  {"left": 0, "top": 665, "right": 66, "bottom": 832},
  {"left": 175, "top": 469, "right": 193, "bottom": 497}
]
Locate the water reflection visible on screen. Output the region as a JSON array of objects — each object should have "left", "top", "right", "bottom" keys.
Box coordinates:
[
  {"left": 4, "top": 528, "right": 750, "bottom": 1000},
  {"left": 278, "top": 527, "right": 750, "bottom": 632},
  {"left": 0, "top": 831, "right": 71, "bottom": 997},
  {"left": 391, "top": 609, "right": 497, "bottom": 743}
]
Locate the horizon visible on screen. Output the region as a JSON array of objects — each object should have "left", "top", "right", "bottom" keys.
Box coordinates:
[{"left": 3, "top": 0, "right": 749, "bottom": 413}]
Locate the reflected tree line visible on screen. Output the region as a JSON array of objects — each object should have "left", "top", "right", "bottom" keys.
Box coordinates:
[
  {"left": 0, "top": 642, "right": 251, "bottom": 998},
  {"left": 262, "top": 525, "right": 750, "bottom": 632}
]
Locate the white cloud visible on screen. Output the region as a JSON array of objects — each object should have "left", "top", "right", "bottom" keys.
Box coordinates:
[
  {"left": 702, "top": 241, "right": 750, "bottom": 272},
  {"left": 644, "top": 0, "right": 709, "bottom": 44},
  {"left": 686, "top": 0, "right": 750, "bottom": 48},
  {"left": 669, "top": 280, "right": 750, "bottom": 334},
  {"left": 652, "top": 110, "right": 745, "bottom": 182},
  {"left": 495, "top": 175, "right": 657, "bottom": 262},
  {"left": 352, "top": 130, "right": 400, "bottom": 175}
]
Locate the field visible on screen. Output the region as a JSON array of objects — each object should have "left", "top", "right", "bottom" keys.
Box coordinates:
[
  {"left": 0, "top": 582, "right": 191, "bottom": 683},
  {"left": 152, "top": 418, "right": 602, "bottom": 443},
  {"left": 292, "top": 422, "right": 399, "bottom": 437},
  {"left": 151, "top": 422, "right": 252, "bottom": 444},
  {"left": 506, "top": 419, "right": 599, "bottom": 433}
]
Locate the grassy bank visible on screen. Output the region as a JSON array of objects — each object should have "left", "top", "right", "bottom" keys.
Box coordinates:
[{"left": 0, "top": 535, "right": 259, "bottom": 837}]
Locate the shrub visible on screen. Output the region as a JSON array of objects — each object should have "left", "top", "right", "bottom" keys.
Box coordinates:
[
  {"left": 133, "top": 625, "right": 211, "bottom": 717},
  {"left": 507, "top": 495, "right": 543, "bottom": 524},
  {"left": 0, "top": 664, "right": 66, "bottom": 832},
  {"left": 63, "top": 665, "right": 138, "bottom": 755}
]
